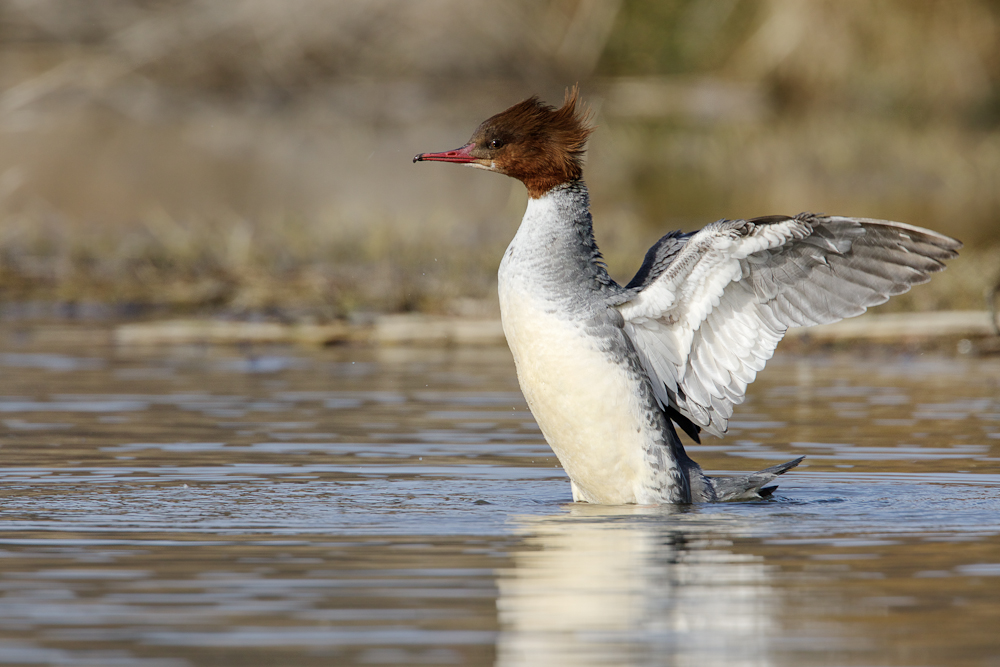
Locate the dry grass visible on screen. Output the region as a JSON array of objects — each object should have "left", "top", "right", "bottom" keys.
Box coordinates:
[{"left": 0, "top": 0, "right": 998, "bottom": 320}]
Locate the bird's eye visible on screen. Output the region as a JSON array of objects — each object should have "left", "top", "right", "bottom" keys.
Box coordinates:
[{"left": 489, "top": 138, "right": 505, "bottom": 149}]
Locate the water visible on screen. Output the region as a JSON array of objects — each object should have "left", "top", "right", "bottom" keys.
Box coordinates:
[{"left": 1, "top": 326, "right": 999, "bottom": 666}]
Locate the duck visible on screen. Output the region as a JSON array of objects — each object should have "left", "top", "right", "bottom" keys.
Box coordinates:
[{"left": 414, "top": 88, "right": 961, "bottom": 504}]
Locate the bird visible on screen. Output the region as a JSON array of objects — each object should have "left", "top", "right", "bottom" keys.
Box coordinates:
[{"left": 414, "top": 88, "right": 961, "bottom": 504}]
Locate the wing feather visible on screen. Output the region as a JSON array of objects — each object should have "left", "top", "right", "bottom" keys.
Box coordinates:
[{"left": 617, "top": 214, "right": 960, "bottom": 437}]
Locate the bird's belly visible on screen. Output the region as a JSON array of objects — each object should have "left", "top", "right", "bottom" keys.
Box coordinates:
[{"left": 499, "top": 292, "right": 653, "bottom": 504}]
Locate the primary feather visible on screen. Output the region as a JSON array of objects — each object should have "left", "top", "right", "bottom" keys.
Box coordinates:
[{"left": 616, "top": 213, "right": 962, "bottom": 438}]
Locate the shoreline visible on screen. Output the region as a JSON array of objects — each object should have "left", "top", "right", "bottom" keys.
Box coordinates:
[{"left": 1, "top": 310, "right": 995, "bottom": 353}]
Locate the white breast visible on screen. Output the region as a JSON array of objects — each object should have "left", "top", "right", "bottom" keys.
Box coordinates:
[{"left": 498, "top": 259, "right": 657, "bottom": 505}]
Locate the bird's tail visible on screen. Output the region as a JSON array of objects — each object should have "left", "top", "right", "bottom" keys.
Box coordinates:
[{"left": 711, "top": 456, "right": 805, "bottom": 501}]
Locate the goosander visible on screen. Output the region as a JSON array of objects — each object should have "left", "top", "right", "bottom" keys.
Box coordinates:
[{"left": 414, "top": 88, "right": 961, "bottom": 504}]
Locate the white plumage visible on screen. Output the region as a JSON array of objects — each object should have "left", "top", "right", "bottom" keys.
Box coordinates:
[
  {"left": 617, "top": 214, "right": 960, "bottom": 438},
  {"left": 415, "top": 91, "right": 960, "bottom": 503}
]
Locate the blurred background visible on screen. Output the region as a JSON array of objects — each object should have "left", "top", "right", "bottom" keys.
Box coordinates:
[{"left": 0, "top": 0, "right": 997, "bottom": 321}]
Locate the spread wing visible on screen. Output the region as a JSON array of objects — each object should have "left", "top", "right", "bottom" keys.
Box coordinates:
[{"left": 616, "top": 213, "right": 961, "bottom": 438}]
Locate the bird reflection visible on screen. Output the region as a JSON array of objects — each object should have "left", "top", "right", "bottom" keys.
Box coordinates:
[{"left": 496, "top": 504, "right": 777, "bottom": 666}]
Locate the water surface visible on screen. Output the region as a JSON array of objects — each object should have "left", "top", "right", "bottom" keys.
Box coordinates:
[{"left": 1, "top": 326, "right": 999, "bottom": 666}]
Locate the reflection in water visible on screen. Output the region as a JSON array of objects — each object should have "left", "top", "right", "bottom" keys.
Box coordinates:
[{"left": 498, "top": 506, "right": 777, "bottom": 667}]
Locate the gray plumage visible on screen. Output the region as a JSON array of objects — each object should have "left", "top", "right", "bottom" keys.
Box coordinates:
[
  {"left": 614, "top": 210, "right": 958, "bottom": 500},
  {"left": 417, "top": 90, "right": 960, "bottom": 503},
  {"left": 503, "top": 183, "right": 959, "bottom": 502},
  {"left": 711, "top": 456, "right": 806, "bottom": 501},
  {"left": 616, "top": 212, "right": 962, "bottom": 441}
]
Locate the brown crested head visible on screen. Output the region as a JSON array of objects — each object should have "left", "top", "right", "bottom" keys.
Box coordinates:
[{"left": 414, "top": 87, "right": 594, "bottom": 198}]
